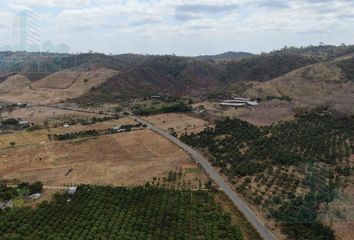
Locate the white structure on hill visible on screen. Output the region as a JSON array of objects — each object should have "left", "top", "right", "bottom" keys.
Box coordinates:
[{"left": 220, "top": 97, "right": 259, "bottom": 107}]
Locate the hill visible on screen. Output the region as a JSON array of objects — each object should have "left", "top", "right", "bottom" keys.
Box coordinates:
[
  {"left": 245, "top": 56, "right": 354, "bottom": 114},
  {"left": 1, "top": 44, "right": 354, "bottom": 112},
  {"left": 0, "top": 74, "right": 31, "bottom": 93},
  {"left": 0, "top": 68, "right": 118, "bottom": 104},
  {"left": 196, "top": 51, "right": 254, "bottom": 62}
]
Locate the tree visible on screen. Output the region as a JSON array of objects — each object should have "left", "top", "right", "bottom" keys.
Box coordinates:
[{"left": 29, "top": 181, "right": 43, "bottom": 194}]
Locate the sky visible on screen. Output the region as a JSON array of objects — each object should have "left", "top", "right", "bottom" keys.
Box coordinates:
[{"left": 0, "top": 0, "right": 353, "bottom": 55}]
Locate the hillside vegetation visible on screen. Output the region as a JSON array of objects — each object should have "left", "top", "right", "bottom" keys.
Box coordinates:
[
  {"left": 1, "top": 44, "right": 354, "bottom": 112},
  {"left": 246, "top": 56, "right": 354, "bottom": 114}
]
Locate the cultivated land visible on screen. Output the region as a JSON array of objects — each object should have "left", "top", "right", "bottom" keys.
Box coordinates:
[
  {"left": 0, "top": 128, "right": 207, "bottom": 187},
  {"left": 1, "top": 46, "right": 354, "bottom": 240},
  {"left": 0, "top": 186, "right": 245, "bottom": 240},
  {"left": 142, "top": 113, "right": 210, "bottom": 135}
]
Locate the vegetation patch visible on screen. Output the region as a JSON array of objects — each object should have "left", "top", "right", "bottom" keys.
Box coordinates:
[
  {"left": 132, "top": 102, "right": 192, "bottom": 116},
  {"left": 180, "top": 112, "right": 354, "bottom": 240},
  {"left": 0, "top": 185, "right": 243, "bottom": 240},
  {"left": 337, "top": 57, "right": 354, "bottom": 82}
]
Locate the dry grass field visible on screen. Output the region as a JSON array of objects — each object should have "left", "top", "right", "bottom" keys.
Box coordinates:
[
  {"left": 0, "top": 117, "right": 135, "bottom": 149},
  {"left": 1, "top": 106, "right": 102, "bottom": 125},
  {"left": 0, "top": 128, "right": 207, "bottom": 187},
  {"left": 0, "top": 68, "right": 118, "bottom": 104},
  {"left": 143, "top": 113, "right": 209, "bottom": 136},
  {"left": 193, "top": 100, "right": 295, "bottom": 126},
  {"left": 246, "top": 63, "right": 354, "bottom": 114}
]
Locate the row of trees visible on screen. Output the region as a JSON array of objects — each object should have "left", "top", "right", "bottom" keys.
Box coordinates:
[
  {"left": 180, "top": 112, "right": 354, "bottom": 240},
  {"left": 132, "top": 102, "right": 192, "bottom": 116},
  {"left": 49, "top": 123, "right": 145, "bottom": 141},
  {"left": 0, "top": 186, "right": 243, "bottom": 240}
]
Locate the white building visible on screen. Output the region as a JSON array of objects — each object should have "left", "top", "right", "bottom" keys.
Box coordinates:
[{"left": 220, "top": 97, "right": 259, "bottom": 107}]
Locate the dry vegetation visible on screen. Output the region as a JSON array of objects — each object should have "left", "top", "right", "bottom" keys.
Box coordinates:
[
  {"left": 143, "top": 113, "right": 210, "bottom": 135},
  {"left": 0, "top": 128, "right": 207, "bottom": 188},
  {"left": 246, "top": 63, "right": 354, "bottom": 114},
  {"left": 0, "top": 68, "right": 118, "bottom": 104},
  {"left": 1, "top": 106, "right": 101, "bottom": 126},
  {"left": 0, "top": 118, "right": 135, "bottom": 149}
]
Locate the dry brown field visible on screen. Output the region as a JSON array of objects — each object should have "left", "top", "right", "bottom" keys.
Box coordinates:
[
  {"left": 1, "top": 106, "right": 101, "bottom": 125},
  {"left": 193, "top": 100, "right": 295, "bottom": 126},
  {"left": 0, "top": 68, "right": 118, "bottom": 104},
  {"left": 0, "top": 128, "right": 207, "bottom": 187},
  {"left": 143, "top": 113, "right": 209, "bottom": 136},
  {"left": 0, "top": 117, "right": 136, "bottom": 149}
]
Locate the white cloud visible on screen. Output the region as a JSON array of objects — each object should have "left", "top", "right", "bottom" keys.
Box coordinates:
[{"left": 0, "top": 0, "right": 353, "bottom": 54}]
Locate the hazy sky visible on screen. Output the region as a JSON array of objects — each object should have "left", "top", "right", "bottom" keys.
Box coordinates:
[{"left": 0, "top": 0, "right": 353, "bottom": 55}]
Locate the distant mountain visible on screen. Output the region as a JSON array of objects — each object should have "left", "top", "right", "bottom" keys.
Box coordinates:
[{"left": 196, "top": 51, "right": 254, "bottom": 62}]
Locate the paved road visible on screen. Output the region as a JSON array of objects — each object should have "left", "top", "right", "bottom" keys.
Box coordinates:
[{"left": 131, "top": 116, "right": 277, "bottom": 240}]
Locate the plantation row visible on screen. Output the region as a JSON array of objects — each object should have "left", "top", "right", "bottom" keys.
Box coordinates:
[
  {"left": 181, "top": 112, "right": 354, "bottom": 176},
  {"left": 180, "top": 112, "right": 354, "bottom": 240},
  {"left": 44, "top": 113, "right": 120, "bottom": 127},
  {"left": 0, "top": 186, "right": 243, "bottom": 240}
]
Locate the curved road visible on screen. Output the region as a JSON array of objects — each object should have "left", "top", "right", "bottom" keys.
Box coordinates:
[{"left": 132, "top": 116, "right": 277, "bottom": 240}]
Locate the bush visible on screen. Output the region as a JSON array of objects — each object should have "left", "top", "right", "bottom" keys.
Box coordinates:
[
  {"left": 29, "top": 181, "right": 43, "bottom": 194},
  {"left": 2, "top": 118, "right": 19, "bottom": 125}
]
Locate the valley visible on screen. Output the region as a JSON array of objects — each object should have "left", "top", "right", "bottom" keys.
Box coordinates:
[{"left": 1, "top": 44, "right": 354, "bottom": 240}]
